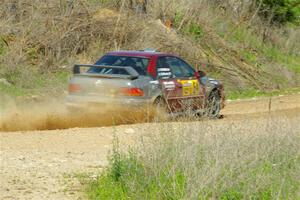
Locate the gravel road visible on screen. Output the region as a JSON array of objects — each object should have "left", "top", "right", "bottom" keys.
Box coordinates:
[{"left": 1, "top": 94, "right": 300, "bottom": 200}]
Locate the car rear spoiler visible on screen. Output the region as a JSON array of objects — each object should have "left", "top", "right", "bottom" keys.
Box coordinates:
[{"left": 73, "top": 64, "right": 139, "bottom": 80}]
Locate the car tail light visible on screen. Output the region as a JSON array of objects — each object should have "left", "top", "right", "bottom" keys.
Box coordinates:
[
  {"left": 121, "top": 88, "right": 144, "bottom": 97},
  {"left": 68, "top": 84, "right": 81, "bottom": 93}
]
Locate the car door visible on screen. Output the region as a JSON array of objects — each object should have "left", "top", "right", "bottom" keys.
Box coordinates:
[
  {"left": 172, "top": 57, "right": 205, "bottom": 110},
  {"left": 155, "top": 57, "right": 180, "bottom": 99},
  {"left": 155, "top": 56, "right": 182, "bottom": 111},
  {"left": 156, "top": 56, "right": 205, "bottom": 111}
]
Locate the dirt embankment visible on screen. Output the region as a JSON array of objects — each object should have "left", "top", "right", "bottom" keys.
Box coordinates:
[{"left": 0, "top": 94, "right": 300, "bottom": 200}]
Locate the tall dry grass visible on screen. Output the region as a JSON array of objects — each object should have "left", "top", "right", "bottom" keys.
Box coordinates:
[{"left": 88, "top": 113, "right": 300, "bottom": 199}]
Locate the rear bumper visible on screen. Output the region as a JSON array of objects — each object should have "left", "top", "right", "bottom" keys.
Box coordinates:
[{"left": 66, "top": 94, "right": 151, "bottom": 110}]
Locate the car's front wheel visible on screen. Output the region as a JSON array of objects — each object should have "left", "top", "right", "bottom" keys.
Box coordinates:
[
  {"left": 206, "top": 90, "right": 221, "bottom": 118},
  {"left": 153, "top": 97, "right": 170, "bottom": 120}
]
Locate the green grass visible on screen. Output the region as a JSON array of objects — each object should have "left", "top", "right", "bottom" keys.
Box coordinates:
[
  {"left": 214, "top": 21, "right": 300, "bottom": 74},
  {"left": 183, "top": 22, "right": 204, "bottom": 41},
  {"left": 0, "top": 82, "right": 29, "bottom": 96},
  {"left": 174, "top": 13, "right": 204, "bottom": 41},
  {"left": 0, "top": 71, "right": 69, "bottom": 97},
  {"left": 262, "top": 46, "right": 300, "bottom": 74},
  {"left": 241, "top": 50, "right": 258, "bottom": 64},
  {"left": 88, "top": 162, "right": 186, "bottom": 200},
  {"left": 88, "top": 153, "right": 299, "bottom": 200},
  {"left": 87, "top": 140, "right": 186, "bottom": 200}
]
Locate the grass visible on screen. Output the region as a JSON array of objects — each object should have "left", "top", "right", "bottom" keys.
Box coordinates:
[
  {"left": 87, "top": 134, "right": 187, "bottom": 199},
  {"left": 0, "top": 37, "right": 6, "bottom": 55},
  {"left": 0, "top": 71, "right": 69, "bottom": 97},
  {"left": 262, "top": 46, "right": 300, "bottom": 74},
  {"left": 183, "top": 22, "right": 204, "bottom": 41},
  {"left": 86, "top": 118, "right": 300, "bottom": 200},
  {"left": 214, "top": 20, "right": 300, "bottom": 74},
  {"left": 173, "top": 12, "right": 205, "bottom": 41},
  {"left": 0, "top": 82, "right": 29, "bottom": 97},
  {"left": 241, "top": 50, "right": 258, "bottom": 64}
]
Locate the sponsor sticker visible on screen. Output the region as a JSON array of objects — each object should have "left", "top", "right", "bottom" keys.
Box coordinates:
[
  {"left": 163, "top": 81, "right": 175, "bottom": 90},
  {"left": 157, "top": 68, "right": 171, "bottom": 72},
  {"left": 157, "top": 68, "right": 172, "bottom": 79},
  {"left": 180, "top": 80, "right": 200, "bottom": 96}
]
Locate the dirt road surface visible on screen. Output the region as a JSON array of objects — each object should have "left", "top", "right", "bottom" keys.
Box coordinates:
[{"left": 1, "top": 94, "right": 300, "bottom": 200}]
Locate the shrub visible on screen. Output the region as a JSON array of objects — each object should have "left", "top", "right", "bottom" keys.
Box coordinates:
[{"left": 259, "top": 0, "right": 300, "bottom": 25}]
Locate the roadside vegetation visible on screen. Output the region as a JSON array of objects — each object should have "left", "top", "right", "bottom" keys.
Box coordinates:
[
  {"left": 87, "top": 119, "right": 300, "bottom": 199},
  {"left": 226, "top": 87, "right": 300, "bottom": 100},
  {"left": 0, "top": 0, "right": 299, "bottom": 99}
]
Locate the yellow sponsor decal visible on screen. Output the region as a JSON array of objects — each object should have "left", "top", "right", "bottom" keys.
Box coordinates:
[{"left": 181, "top": 80, "right": 200, "bottom": 96}]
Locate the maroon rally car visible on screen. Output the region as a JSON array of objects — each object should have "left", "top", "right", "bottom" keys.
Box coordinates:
[{"left": 66, "top": 49, "right": 225, "bottom": 118}]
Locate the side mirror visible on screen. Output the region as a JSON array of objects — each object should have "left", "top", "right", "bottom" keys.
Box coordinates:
[
  {"left": 198, "top": 70, "right": 208, "bottom": 85},
  {"left": 198, "top": 70, "right": 206, "bottom": 78}
]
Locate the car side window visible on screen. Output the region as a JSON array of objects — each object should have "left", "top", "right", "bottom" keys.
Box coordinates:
[
  {"left": 165, "top": 57, "right": 183, "bottom": 77},
  {"left": 177, "top": 59, "right": 195, "bottom": 77},
  {"left": 156, "top": 57, "right": 167, "bottom": 69},
  {"left": 156, "top": 56, "right": 195, "bottom": 79},
  {"left": 165, "top": 57, "right": 195, "bottom": 78}
]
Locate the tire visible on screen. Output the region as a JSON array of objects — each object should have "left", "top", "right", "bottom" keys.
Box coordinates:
[
  {"left": 153, "top": 97, "right": 169, "bottom": 120},
  {"left": 205, "top": 90, "right": 221, "bottom": 118}
]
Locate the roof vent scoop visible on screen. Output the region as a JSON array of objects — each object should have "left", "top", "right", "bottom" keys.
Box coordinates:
[{"left": 141, "top": 48, "right": 156, "bottom": 52}]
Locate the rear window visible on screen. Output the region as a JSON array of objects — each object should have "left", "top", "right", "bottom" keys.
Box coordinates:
[{"left": 88, "top": 55, "right": 149, "bottom": 75}]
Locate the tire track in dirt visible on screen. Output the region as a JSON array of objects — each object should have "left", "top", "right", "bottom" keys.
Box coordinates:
[{"left": 0, "top": 94, "right": 300, "bottom": 200}]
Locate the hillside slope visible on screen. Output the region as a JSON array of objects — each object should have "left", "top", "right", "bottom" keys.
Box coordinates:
[{"left": 0, "top": 0, "right": 299, "bottom": 97}]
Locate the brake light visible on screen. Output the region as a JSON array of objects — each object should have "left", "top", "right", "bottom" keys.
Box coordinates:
[
  {"left": 121, "top": 88, "right": 144, "bottom": 97},
  {"left": 68, "top": 84, "right": 81, "bottom": 93}
]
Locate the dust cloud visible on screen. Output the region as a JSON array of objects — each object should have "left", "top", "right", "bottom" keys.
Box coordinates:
[{"left": 0, "top": 97, "right": 158, "bottom": 132}]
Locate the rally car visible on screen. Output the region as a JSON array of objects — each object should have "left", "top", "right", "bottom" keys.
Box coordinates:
[{"left": 66, "top": 49, "right": 225, "bottom": 118}]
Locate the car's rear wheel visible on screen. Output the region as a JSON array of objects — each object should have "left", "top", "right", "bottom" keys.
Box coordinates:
[{"left": 206, "top": 90, "right": 221, "bottom": 118}]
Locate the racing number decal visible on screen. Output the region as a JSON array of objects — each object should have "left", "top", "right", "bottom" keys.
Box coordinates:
[
  {"left": 192, "top": 80, "right": 200, "bottom": 95},
  {"left": 180, "top": 80, "right": 200, "bottom": 96}
]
